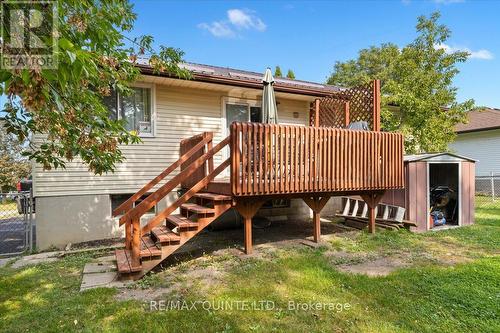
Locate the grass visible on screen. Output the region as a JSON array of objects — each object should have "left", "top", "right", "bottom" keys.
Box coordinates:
[
  {"left": 0, "top": 202, "right": 499, "bottom": 332},
  {"left": 0, "top": 201, "right": 17, "bottom": 214}
]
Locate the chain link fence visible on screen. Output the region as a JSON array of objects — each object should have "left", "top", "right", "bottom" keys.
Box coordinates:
[
  {"left": 0, "top": 192, "right": 34, "bottom": 257},
  {"left": 475, "top": 173, "right": 500, "bottom": 207}
]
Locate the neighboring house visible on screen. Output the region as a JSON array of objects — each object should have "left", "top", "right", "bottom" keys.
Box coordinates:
[
  {"left": 33, "top": 62, "right": 343, "bottom": 250},
  {"left": 450, "top": 108, "right": 500, "bottom": 176}
]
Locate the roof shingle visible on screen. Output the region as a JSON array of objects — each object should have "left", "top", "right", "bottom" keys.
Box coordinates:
[{"left": 455, "top": 108, "right": 500, "bottom": 133}]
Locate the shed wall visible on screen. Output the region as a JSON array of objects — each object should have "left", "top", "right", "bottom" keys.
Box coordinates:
[{"left": 461, "top": 161, "right": 475, "bottom": 225}]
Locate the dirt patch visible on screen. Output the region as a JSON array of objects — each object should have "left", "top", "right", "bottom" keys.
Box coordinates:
[
  {"left": 115, "top": 287, "right": 175, "bottom": 302},
  {"left": 116, "top": 256, "right": 235, "bottom": 302},
  {"left": 71, "top": 238, "right": 123, "bottom": 251},
  {"left": 115, "top": 219, "right": 350, "bottom": 302},
  {"left": 337, "top": 256, "right": 409, "bottom": 276}
]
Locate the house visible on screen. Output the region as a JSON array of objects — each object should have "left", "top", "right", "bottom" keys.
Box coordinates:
[
  {"left": 33, "top": 61, "right": 404, "bottom": 278},
  {"left": 450, "top": 108, "right": 500, "bottom": 176},
  {"left": 33, "top": 62, "right": 336, "bottom": 250}
]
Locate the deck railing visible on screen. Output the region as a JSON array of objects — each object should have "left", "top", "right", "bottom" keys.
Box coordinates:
[{"left": 230, "top": 122, "right": 404, "bottom": 196}]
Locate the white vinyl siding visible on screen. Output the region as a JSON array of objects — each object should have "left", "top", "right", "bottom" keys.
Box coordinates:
[
  {"left": 33, "top": 84, "right": 310, "bottom": 197},
  {"left": 449, "top": 129, "right": 500, "bottom": 176}
]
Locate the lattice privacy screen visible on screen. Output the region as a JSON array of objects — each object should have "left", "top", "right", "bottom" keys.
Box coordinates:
[{"left": 310, "top": 81, "right": 378, "bottom": 131}]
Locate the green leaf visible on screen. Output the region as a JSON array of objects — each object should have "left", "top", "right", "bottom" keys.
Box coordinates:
[
  {"left": 0, "top": 71, "right": 12, "bottom": 82},
  {"left": 41, "top": 70, "right": 57, "bottom": 82},
  {"left": 21, "top": 70, "right": 30, "bottom": 85},
  {"left": 59, "top": 38, "right": 74, "bottom": 50}
]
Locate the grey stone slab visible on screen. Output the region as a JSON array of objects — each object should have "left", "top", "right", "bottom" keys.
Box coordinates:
[
  {"left": 95, "top": 255, "right": 116, "bottom": 263},
  {"left": 80, "top": 271, "right": 119, "bottom": 291},
  {"left": 12, "top": 256, "right": 59, "bottom": 269},
  {"left": 22, "top": 251, "right": 62, "bottom": 260},
  {"left": 83, "top": 262, "right": 117, "bottom": 274},
  {"left": 0, "top": 258, "right": 15, "bottom": 268}
]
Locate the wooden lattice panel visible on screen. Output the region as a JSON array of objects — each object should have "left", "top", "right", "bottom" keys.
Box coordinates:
[
  {"left": 342, "top": 81, "right": 375, "bottom": 130},
  {"left": 311, "top": 81, "right": 379, "bottom": 131}
]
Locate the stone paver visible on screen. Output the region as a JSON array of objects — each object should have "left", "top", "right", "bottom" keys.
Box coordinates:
[
  {"left": 96, "top": 255, "right": 116, "bottom": 263},
  {"left": 80, "top": 271, "right": 119, "bottom": 291},
  {"left": 83, "top": 261, "right": 117, "bottom": 274},
  {"left": 0, "top": 258, "right": 15, "bottom": 267},
  {"left": 80, "top": 256, "right": 132, "bottom": 291},
  {"left": 12, "top": 256, "right": 59, "bottom": 268}
]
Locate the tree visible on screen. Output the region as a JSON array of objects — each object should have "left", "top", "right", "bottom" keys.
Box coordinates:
[
  {"left": 274, "top": 66, "right": 282, "bottom": 77},
  {"left": 0, "top": 123, "right": 30, "bottom": 192},
  {"left": 327, "top": 12, "right": 473, "bottom": 153},
  {"left": 286, "top": 69, "right": 295, "bottom": 79},
  {"left": 0, "top": 0, "right": 189, "bottom": 174}
]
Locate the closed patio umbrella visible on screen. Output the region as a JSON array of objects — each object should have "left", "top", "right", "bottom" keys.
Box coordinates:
[{"left": 262, "top": 68, "right": 278, "bottom": 124}]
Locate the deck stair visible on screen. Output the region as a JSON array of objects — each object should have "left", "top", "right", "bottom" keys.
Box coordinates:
[
  {"left": 112, "top": 132, "right": 232, "bottom": 279},
  {"left": 114, "top": 192, "right": 232, "bottom": 276}
]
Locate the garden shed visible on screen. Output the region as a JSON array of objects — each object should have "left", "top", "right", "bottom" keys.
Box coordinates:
[{"left": 382, "top": 153, "right": 476, "bottom": 232}]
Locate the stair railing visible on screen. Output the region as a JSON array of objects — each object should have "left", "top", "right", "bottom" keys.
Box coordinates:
[
  {"left": 118, "top": 132, "right": 230, "bottom": 267},
  {"left": 112, "top": 132, "right": 214, "bottom": 217}
]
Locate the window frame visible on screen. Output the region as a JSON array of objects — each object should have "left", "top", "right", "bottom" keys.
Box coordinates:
[
  {"left": 110, "top": 82, "right": 156, "bottom": 138},
  {"left": 221, "top": 97, "right": 262, "bottom": 171},
  {"left": 221, "top": 97, "right": 262, "bottom": 139}
]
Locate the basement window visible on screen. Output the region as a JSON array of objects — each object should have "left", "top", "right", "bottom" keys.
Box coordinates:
[
  {"left": 110, "top": 194, "right": 156, "bottom": 214},
  {"left": 103, "top": 85, "right": 154, "bottom": 137}
]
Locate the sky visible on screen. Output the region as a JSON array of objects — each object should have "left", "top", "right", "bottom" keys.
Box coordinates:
[{"left": 129, "top": 0, "right": 500, "bottom": 108}]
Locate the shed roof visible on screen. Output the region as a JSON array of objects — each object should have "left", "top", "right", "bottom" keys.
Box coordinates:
[
  {"left": 455, "top": 108, "right": 500, "bottom": 133},
  {"left": 135, "top": 59, "right": 342, "bottom": 97},
  {"left": 404, "top": 152, "right": 476, "bottom": 163}
]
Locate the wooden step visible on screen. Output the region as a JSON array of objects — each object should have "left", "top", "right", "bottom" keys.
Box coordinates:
[
  {"left": 151, "top": 225, "right": 181, "bottom": 244},
  {"left": 140, "top": 236, "right": 162, "bottom": 259},
  {"left": 167, "top": 214, "right": 198, "bottom": 229},
  {"left": 195, "top": 192, "right": 232, "bottom": 201},
  {"left": 206, "top": 181, "right": 231, "bottom": 195},
  {"left": 115, "top": 249, "right": 142, "bottom": 274},
  {"left": 181, "top": 203, "right": 215, "bottom": 214}
]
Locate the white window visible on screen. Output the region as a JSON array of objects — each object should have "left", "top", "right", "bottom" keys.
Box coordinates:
[
  {"left": 104, "top": 84, "right": 155, "bottom": 137},
  {"left": 221, "top": 98, "right": 263, "bottom": 174},
  {"left": 223, "top": 98, "right": 262, "bottom": 137}
]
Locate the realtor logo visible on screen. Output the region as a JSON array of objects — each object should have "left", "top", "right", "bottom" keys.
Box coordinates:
[{"left": 1, "top": 0, "right": 58, "bottom": 69}]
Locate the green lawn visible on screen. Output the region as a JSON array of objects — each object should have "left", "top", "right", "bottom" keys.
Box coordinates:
[
  {"left": 0, "top": 201, "right": 17, "bottom": 214},
  {"left": 0, "top": 201, "right": 498, "bottom": 332}
]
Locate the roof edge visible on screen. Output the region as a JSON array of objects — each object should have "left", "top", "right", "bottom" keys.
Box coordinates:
[
  {"left": 136, "top": 64, "right": 339, "bottom": 98},
  {"left": 404, "top": 152, "right": 476, "bottom": 163},
  {"left": 456, "top": 125, "right": 500, "bottom": 134}
]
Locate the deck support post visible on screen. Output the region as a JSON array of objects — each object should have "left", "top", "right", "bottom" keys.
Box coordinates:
[
  {"left": 131, "top": 217, "right": 141, "bottom": 267},
  {"left": 361, "top": 192, "right": 385, "bottom": 234},
  {"left": 302, "top": 196, "right": 331, "bottom": 242},
  {"left": 235, "top": 200, "right": 264, "bottom": 254},
  {"left": 125, "top": 221, "right": 132, "bottom": 250}
]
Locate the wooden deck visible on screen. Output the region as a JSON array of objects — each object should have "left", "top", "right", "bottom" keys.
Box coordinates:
[{"left": 111, "top": 79, "right": 406, "bottom": 279}]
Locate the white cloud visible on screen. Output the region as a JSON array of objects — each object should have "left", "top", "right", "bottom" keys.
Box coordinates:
[
  {"left": 435, "top": 43, "right": 494, "bottom": 60},
  {"left": 198, "top": 8, "right": 266, "bottom": 38},
  {"left": 197, "top": 22, "right": 235, "bottom": 38},
  {"left": 227, "top": 9, "right": 266, "bottom": 31}
]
